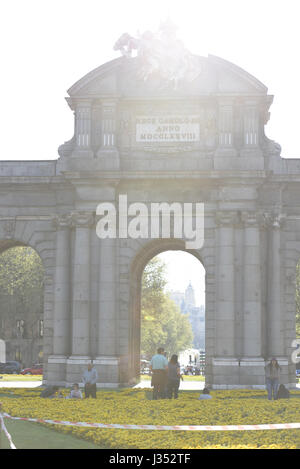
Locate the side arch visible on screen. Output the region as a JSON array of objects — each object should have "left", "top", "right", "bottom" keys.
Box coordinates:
[{"left": 0, "top": 218, "right": 56, "bottom": 377}]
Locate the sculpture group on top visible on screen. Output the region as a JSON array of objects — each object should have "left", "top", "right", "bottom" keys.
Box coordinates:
[{"left": 114, "top": 19, "right": 202, "bottom": 89}]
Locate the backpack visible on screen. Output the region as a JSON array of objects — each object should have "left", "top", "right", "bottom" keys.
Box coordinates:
[{"left": 277, "top": 384, "right": 290, "bottom": 399}]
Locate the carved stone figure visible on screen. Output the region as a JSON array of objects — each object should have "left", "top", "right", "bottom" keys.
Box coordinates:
[{"left": 114, "top": 20, "right": 202, "bottom": 89}]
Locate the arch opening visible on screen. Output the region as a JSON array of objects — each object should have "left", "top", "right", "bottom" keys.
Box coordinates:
[
  {"left": 0, "top": 245, "right": 44, "bottom": 371},
  {"left": 128, "top": 240, "right": 206, "bottom": 385}
]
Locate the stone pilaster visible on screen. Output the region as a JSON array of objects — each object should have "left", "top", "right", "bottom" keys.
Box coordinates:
[
  {"left": 240, "top": 99, "right": 263, "bottom": 158},
  {"left": 215, "top": 99, "right": 237, "bottom": 157},
  {"left": 72, "top": 100, "right": 93, "bottom": 157},
  {"left": 97, "top": 100, "right": 119, "bottom": 163}
]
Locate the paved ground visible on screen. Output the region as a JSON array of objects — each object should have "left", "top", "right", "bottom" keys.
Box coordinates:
[
  {"left": 0, "top": 380, "right": 42, "bottom": 388},
  {"left": 0, "top": 379, "right": 205, "bottom": 390},
  {"left": 134, "top": 379, "right": 205, "bottom": 390},
  {"left": 0, "top": 379, "right": 298, "bottom": 391}
]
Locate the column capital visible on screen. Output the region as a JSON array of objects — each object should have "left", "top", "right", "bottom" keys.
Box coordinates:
[
  {"left": 241, "top": 211, "right": 259, "bottom": 227},
  {"left": 260, "top": 212, "right": 286, "bottom": 229},
  {"left": 71, "top": 211, "right": 95, "bottom": 228},
  {"left": 215, "top": 210, "right": 239, "bottom": 227},
  {"left": 52, "top": 214, "right": 72, "bottom": 230},
  {"left": 215, "top": 210, "right": 240, "bottom": 227}
]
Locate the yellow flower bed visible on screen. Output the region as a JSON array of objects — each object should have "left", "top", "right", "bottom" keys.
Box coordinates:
[{"left": 1, "top": 388, "right": 300, "bottom": 449}]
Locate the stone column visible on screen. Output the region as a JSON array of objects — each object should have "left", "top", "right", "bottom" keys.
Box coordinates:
[
  {"left": 215, "top": 211, "right": 237, "bottom": 356},
  {"left": 95, "top": 236, "right": 119, "bottom": 385},
  {"left": 47, "top": 214, "right": 71, "bottom": 383},
  {"left": 95, "top": 182, "right": 120, "bottom": 385},
  {"left": 52, "top": 214, "right": 72, "bottom": 355},
  {"left": 69, "top": 211, "right": 94, "bottom": 358},
  {"left": 240, "top": 212, "right": 264, "bottom": 385},
  {"left": 97, "top": 237, "right": 116, "bottom": 356},
  {"left": 213, "top": 211, "right": 239, "bottom": 387},
  {"left": 242, "top": 212, "right": 262, "bottom": 357},
  {"left": 267, "top": 213, "right": 284, "bottom": 357}
]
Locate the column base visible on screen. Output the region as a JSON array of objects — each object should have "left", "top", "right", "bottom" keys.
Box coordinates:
[
  {"left": 94, "top": 356, "right": 120, "bottom": 385},
  {"left": 239, "top": 357, "right": 266, "bottom": 386},
  {"left": 71, "top": 150, "right": 94, "bottom": 158},
  {"left": 211, "top": 357, "right": 240, "bottom": 387},
  {"left": 66, "top": 356, "right": 93, "bottom": 385},
  {"left": 47, "top": 355, "right": 68, "bottom": 383},
  {"left": 211, "top": 357, "right": 268, "bottom": 388}
]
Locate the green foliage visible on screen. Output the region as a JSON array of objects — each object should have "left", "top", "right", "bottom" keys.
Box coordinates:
[
  {"left": 0, "top": 246, "right": 44, "bottom": 299},
  {"left": 141, "top": 256, "right": 193, "bottom": 358}
]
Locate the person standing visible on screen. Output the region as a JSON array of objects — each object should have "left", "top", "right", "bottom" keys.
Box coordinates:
[
  {"left": 82, "top": 363, "right": 98, "bottom": 398},
  {"left": 265, "top": 357, "right": 281, "bottom": 400},
  {"left": 150, "top": 347, "right": 168, "bottom": 400},
  {"left": 167, "top": 354, "right": 181, "bottom": 399}
]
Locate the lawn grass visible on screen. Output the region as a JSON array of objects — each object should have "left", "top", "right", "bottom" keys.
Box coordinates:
[
  {"left": 1, "top": 387, "right": 300, "bottom": 449},
  {"left": 0, "top": 418, "right": 102, "bottom": 449}
]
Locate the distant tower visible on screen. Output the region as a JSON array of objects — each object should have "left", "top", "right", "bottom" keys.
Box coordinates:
[{"left": 185, "top": 282, "right": 195, "bottom": 309}]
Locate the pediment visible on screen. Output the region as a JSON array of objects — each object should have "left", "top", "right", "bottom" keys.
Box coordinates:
[{"left": 67, "top": 54, "right": 268, "bottom": 99}]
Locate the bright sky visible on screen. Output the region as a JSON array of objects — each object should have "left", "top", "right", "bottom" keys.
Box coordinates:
[
  {"left": 1, "top": 0, "right": 299, "bottom": 304},
  {"left": 157, "top": 251, "right": 205, "bottom": 307},
  {"left": 0, "top": 0, "right": 299, "bottom": 160}
]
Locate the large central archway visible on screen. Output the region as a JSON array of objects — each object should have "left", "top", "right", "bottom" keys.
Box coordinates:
[{"left": 128, "top": 239, "right": 205, "bottom": 384}]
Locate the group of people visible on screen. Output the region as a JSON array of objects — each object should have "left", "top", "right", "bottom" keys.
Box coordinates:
[
  {"left": 150, "top": 347, "right": 182, "bottom": 399},
  {"left": 40, "top": 363, "right": 98, "bottom": 399},
  {"left": 40, "top": 355, "right": 290, "bottom": 401},
  {"left": 150, "top": 350, "right": 290, "bottom": 401},
  {"left": 150, "top": 347, "right": 213, "bottom": 400}
]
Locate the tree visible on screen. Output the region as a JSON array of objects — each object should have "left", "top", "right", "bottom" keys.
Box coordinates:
[
  {"left": 0, "top": 246, "right": 44, "bottom": 299},
  {"left": 141, "top": 256, "right": 193, "bottom": 358}
]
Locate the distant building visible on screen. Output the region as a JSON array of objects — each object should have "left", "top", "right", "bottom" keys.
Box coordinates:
[{"left": 169, "top": 282, "right": 205, "bottom": 349}]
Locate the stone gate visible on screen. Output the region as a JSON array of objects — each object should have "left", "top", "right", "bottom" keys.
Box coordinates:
[{"left": 1, "top": 29, "right": 300, "bottom": 388}]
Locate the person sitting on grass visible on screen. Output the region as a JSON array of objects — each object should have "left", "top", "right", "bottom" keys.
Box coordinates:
[
  {"left": 277, "top": 383, "right": 290, "bottom": 399},
  {"left": 199, "top": 387, "right": 212, "bottom": 400},
  {"left": 40, "top": 385, "right": 62, "bottom": 398},
  {"left": 67, "top": 383, "right": 83, "bottom": 399}
]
